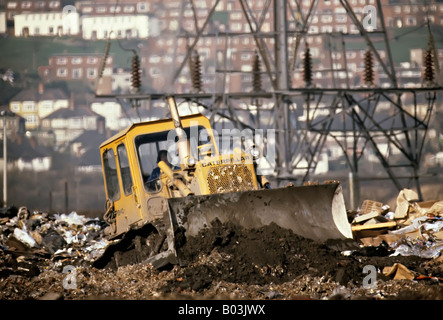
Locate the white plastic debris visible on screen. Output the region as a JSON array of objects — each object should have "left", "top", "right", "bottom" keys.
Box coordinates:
[
  {"left": 13, "top": 228, "right": 38, "bottom": 248},
  {"left": 54, "top": 212, "right": 89, "bottom": 226}
]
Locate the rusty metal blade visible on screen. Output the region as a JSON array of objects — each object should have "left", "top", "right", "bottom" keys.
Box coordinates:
[{"left": 168, "top": 183, "right": 353, "bottom": 242}]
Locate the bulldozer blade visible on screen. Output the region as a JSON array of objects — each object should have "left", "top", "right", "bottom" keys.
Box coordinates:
[{"left": 168, "top": 182, "right": 353, "bottom": 243}]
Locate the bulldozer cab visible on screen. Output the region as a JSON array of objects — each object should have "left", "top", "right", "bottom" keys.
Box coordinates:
[{"left": 100, "top": 113, "right": 225, "bottom": 239}]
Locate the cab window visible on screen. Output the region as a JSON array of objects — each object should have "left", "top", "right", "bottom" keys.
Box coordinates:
[
  {"left": 103, "top": 148, "right": 120, "bottom": 201},
  {"left": 117, "top": 143, "right": 133, "bottom": 195},
  {"left": 135, "top": 125, "right": 212, "bottom": 192}
]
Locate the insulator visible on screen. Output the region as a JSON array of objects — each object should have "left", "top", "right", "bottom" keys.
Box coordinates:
[
  {"left": 189, "top": 50, "right": 203, "bottom": 92},
  {"left": 303, "top": 46, "right": 313, "bottom": 87},
  {"left": 252, "top": 50, "right": 262, "bottom": 92},
  {"left": 424, "top": 48, "right": 435, "bottom": 85},
  {"left": 363, "top": 49, "right": 374, "bottom": 86},
  {"left": 98, "top": 41, "right": 111, "bottom": 79},
  {"left": 131, "top": 53, "right": 141, "bottom": 92}
]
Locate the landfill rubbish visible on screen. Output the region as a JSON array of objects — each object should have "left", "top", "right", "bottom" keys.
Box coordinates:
[
  {"left": 383, "top": 263, "right": 416, "bottom": 280},
  {"left": 1, "top": 190, "right": 443, "bottom": 300},
  {"left": 351, "top": 189, "right": 443, "bottom": 261},
  {"left": 0, "top": 206, "right": 109, "bottom": 278}
]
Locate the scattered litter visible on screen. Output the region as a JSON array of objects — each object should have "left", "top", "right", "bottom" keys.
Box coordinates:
[
  {"left": 0, "top": 206, "right": 109, "bottom": 278},
  {"left": 351, "top": 189, "right": 443, "bottom": 262},
  {"left": 12, "top": 228, "right": 38, "bottom": 248},
  {"left": 383, "top": 263, "right": 416, "bottom": 280}
]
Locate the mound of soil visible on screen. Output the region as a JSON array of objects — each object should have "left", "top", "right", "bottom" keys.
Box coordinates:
[{"left": 159, "top": 219, "right": 434, "bottom": 294}]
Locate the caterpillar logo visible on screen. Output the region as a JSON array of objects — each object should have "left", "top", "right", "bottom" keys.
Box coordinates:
[{"left": 201, "top": 154, "right": 252, "bottom": 168}]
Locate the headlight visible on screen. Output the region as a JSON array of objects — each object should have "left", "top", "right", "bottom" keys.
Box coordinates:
[
  {"left": 186, "top": 156, "right": 196, "bottom": 167},
  {"left": 251, "top": 146, "right": 260, "bottom": 160}
]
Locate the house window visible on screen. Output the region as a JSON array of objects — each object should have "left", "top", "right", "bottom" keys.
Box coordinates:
[
  {"left": 87, "top": 68, "right": 97, "bottom": 79},
  {"left": 72, "top": 68, "right": 82, "bottom": 79},
  {"left": 49, "top": 1, "right": 59, "bottom": 8},
  {"left": 321, "top": 15, "right": 333, "bottom": 23},
  {"left": 57, "top": 68, "right": 67, "bottom": 77},
  {"left": 36, "top": 1, "right": 45, "bottom": 8},
  {"left": 40, "top": 101, "right": 52, "bottom": 113},
  {"left": 22, "top": 1, "right": 31, "bottom": 9},
  {"left": 82, "top": 6, "right": 92, "bottom": 13},
  {"left": 87, "top": 57, "right": 98, "bottom": 64},
  {"left": 346, "top": 51, "right": 357, "bottom": 59},
  {"left": 231, "top": 12, "right": 242, "bottom": 20},
  {"left": 336, "top": 25, "right": 347, "bottom": 33},
  {"left": 231, "top": 22, "right": 242, "bottom": 31},
  {"left": 25, "top": 115, "right": 38, "bottom": 125},
  {"left": 335, "top": 14, "right": 347, "bottom": 23},
  {"left": 10, "top": 103, "right": 20, "bottom": 112},
  {"left": 123, "top": 5, "right": 134, "bottom": 13},
  {"left": 56, "top": 57, "right": 67, "bottom": 65},
  {"left": 137, "top": 3, "right": 147, "bottom": 12},
  {"left": 320, "top": 25, "right": 331, "bottom": 33},
  {"left": 23, "top": 101, "right": 36, "bottom": 112},
  {"left": 240, "top": 53, "right": 251, "bottom": 61},
  {"left": 96, "top": 6, "right": 106, "bottom": 13},
  {"left": 7, "top": 2, "right": 17, "bottom": 9},
  {"left": 71, "top": 57, "right": 82, "bottom": 64},
  {"left": 70, "top": 117, "right": 82, "bottom": 128},
  {"left": 110, "top": 6, "right": 121, "bottom": 13},
  {"left": 149, "top": 67, "right": 160, "bottom": 78},
  {"left": 49, "top": 27, "right": 54, "bottom": 34},
  {"left": 406, "top": 16, "right": 416, "bottom": 26}
]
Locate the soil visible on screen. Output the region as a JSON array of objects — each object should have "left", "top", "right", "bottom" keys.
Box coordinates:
[{"left": 1, "top": 219, "right": 443, "bottom": 300}]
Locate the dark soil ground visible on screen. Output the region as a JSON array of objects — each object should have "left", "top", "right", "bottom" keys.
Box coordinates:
[{"left": 1, "top": 219, "right": 442, "bottom": 300}]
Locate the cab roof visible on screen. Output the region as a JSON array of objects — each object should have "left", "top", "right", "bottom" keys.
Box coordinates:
[{"left": 99, "top": 113, "right": 209, "bottom": 148}]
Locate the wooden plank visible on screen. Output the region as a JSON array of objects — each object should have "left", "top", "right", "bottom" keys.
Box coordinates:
[
  {"left": 351, "top": 221, "right": 397, "bottom": 231},
  {"left": 353, "top": 211, "right": 380, "bottom": 224}
]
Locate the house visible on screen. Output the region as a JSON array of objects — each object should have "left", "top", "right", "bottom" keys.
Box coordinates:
[
  {"left": 90, "top": 98, "right": 124, "bottom": 131},
  {"left": 13, "top": 11, "right": 80, "bottom": 37},
  {"left": 112, "top": 68, "right": 132, "bottom": 93},
  {"left": 38, "top": 53, "right": 113, "bottom": 93},
  {"left": 9, "top": 84, "right": 69, "bottom": 130},
  {"left": 70, "top": 129, "right": 113, "bottom": 172},
  {"left": 0, "top": 135, "right": 52, "bottom": 172},
  {"left": 40, "top": 105, "right": 105, "bottom": 149},
  {"left": 4, "top": 0, "right": 61, "bottom": 23},
  {"left": 75, "top": 1, "right": 150, "bottom": 16},
  {"left": 0, "top": 105, "right": 26, "bottom": 140},
  {"left": 0, "top": 12, "right": 6, "bottom": 34},
  {"left": 81, "top": 14, "right": 151, "bottom": 40}
]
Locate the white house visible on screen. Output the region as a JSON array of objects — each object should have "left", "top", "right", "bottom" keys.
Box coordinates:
[
  {"left": 90, "top": 99, "right": 124, "bottom": 131},
  {"left": 81, "top": 15, "right": 150, "bottom": 40},
  {"left": 112, "top": 68, "right": 132, "bottom": 93},
  {"left": 17, "top": 157, "right": 51, "bottom": 172},
  {"left": 0, "top": 12, "right": 6, "bottom": 34},
  {"left": 14, "top": 11, "right": 80, "bottom": 37}
]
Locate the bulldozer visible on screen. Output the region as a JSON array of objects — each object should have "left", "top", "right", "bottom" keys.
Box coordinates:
[{"left": 92, "top": 96, "right": 353, "bottom": 269}]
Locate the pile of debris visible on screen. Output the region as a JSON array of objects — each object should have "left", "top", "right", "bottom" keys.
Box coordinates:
[
  {"left": 0, "top": 187, "right": 442, "bottom": 300},
  {"left": 0, "top": 206, "right": 108, "bottom": 278},
  {"left": 350, "top": 189, "right": 443, "bottom": 279}
]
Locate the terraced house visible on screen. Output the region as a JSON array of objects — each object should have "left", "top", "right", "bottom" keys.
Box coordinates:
[{"left": 9, "top": 84, "right": 69, "bottom": 131}]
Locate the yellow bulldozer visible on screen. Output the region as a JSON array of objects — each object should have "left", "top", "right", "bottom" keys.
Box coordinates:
[{"left": 92, "top": 96, "right": 353, "bottom": 269}]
